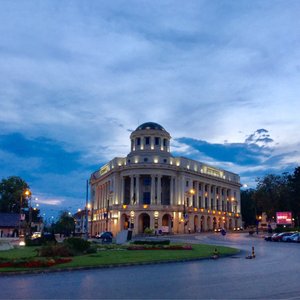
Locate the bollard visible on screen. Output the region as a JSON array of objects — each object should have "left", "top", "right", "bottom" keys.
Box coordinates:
[
  {"left": 211, "top": 248, "right": 219, "bottom": 259},
  {"left": 252, "top": 246, "right": 255, "bottom": 258},
  {"left": 246, "top": 246, "right": 256, "bottom": 259}
]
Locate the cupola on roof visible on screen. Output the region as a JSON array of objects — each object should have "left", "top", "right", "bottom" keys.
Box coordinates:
[{"left": 136, "top": 122, "right": 165, "bottom": 131}]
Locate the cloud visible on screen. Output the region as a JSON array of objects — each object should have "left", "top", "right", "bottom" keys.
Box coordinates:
[
  {"left": 0, "top": 1, "right": 300, "bottom": 213},
  {"left": 174, "top": 128, "right": 298, "bottom": 187}
]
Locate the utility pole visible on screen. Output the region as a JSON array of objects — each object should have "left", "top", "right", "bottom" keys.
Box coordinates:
[{"left": 85, "top": 179, "right": 89, "bottom": 240}]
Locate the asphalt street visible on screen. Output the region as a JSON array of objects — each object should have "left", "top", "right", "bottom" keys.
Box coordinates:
[{"left": 0, "top": 233, "right": 299, "bottom": 299}]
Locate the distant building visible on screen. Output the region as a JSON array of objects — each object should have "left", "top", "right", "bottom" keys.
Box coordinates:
[
  {"left": 0, "top": 213, "right": 19, "bottom": 237},
  {"left": 73, "top": 209, "right": 90, "bottom": 236},
  {"left": 90, "top": 122, "right": 242, "bottom": 236}
]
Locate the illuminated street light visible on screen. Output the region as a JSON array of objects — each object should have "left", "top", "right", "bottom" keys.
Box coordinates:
[
  {"left": 183, "top": 188, "right": 195, "bottom": 233},
  {"left": 19, "top": 188, "right": 31, "bottom": 238}
]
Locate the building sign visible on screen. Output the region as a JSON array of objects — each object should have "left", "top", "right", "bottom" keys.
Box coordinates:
[
  {"left": 276, "top": 212, "right": 292, "bottom": 225},
  {"left": 203, "top": 166, "right": 223, "bottom": 178},
  {"left": 100, "top": 164, "right": 110, "bottom": 176}
]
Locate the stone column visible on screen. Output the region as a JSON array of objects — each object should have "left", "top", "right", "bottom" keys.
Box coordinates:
[
  {"left": 207, "top": 184, "right": 211, "bottom": 209},
  {"left": 120, "top": 176, "right": 124, "bottom": 205},
  {"left": 170, "top": 176, "right": 174, "bottom": 205},
  {"left": 181, "top": 175, "right": 186, "bottom": 206},
  {"left": 236, "top": 190, "right": 241, "bottom": 213},
  {"left": 130, "top": 175, "right": 134, "bottom": 205},
  {"left": 174, "top": 176, "right": 178, "bottom": 205},
  {"left": 195, "top": 181, "right": 200, "bottom": 208},
  {"left": 212, "top": 185, "right": 216, "bottom": 210},
  {"left": 157, "top": 175, "right": 162, "bottom": 205},
  {"left": 151, "top": 175, "right": 155, "bottom": 205},
  {"left": 136, "top": 175, "right": 140, "bottom": 204},
  {"left": 200, "top": 183, "right": 205, "bottom": 208},
  {"left": 100, "top": 185, "right": 103, "bottom": 209}
]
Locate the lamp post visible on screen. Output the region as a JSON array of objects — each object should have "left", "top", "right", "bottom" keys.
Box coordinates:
[
  {"left": 105, "top": 198, "right": 109, "bottom": 232},
  {"left": 85, "top": 179, "right": 89, "bottom": 240},
  {"left": 19, "top": 188, "right": 31, "bottom": 238},
  {"left": 183, "top": 188, "right": 195, "bottom": 233}
]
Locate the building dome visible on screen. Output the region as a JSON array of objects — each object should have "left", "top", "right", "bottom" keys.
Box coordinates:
[
  {"left": 136, "top": 122, "right": 165, "bottom": 131},
  {"left": 128, "top": 122, "right": 172, "bottom": 159}
]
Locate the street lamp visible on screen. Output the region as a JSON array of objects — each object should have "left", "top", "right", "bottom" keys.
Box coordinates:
[
  {"left": 19, "top": 188, "right": 31, "bottom": 238},
  {"left": 105, "top": 192, "right": 113, "bottom": 232},
  {"left": 183, "top": 188, "right": 195, "bottom": 233}
]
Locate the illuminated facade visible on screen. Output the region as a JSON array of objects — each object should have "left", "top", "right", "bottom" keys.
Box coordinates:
[{"left": 90, "top": 122, "right": 242, "bottom": 236}]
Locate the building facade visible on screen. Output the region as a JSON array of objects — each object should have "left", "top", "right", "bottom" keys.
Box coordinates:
[{"left": 90, "top": 122, "right": 242, "bottom": 236}]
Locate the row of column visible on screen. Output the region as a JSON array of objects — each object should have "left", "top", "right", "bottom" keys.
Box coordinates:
[
  {"left": 94, "top": 181, "right": 111, "bottom": 210},
  {"left": 118, "top": 175, "right": 239, "bottom": 213},
  {"left": 120, "top": 175, "right": 173, "bottom": 205},
  {"left": 177, "top": 176, "right": 240, "bottom": 213}
]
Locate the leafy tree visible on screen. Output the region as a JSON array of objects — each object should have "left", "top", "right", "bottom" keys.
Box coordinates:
[
  {"left": 54, "top": 211, "right": 75, "bottom": 237},
  {"left": 253, "top": 174, "right": 289, "bottom": 219},
  {"left": 288, "top": 167, "right": 300, "bottom": 226},
  {"left": 241, "top": 189, "right": 256, "bottom": 227},
  {"left": 0, "top": 176, "right": 30, "bottom": 213}
]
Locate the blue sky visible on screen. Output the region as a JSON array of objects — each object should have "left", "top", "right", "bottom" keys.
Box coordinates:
[{"left": 0, "top": 0, "right": 300, "bottom": 219}]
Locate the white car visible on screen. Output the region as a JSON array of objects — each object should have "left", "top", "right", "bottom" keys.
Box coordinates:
[
  {"left": 291, "top": 233, "right": 300, "bottom": 243},
  {"left": 282, "top": 232, "right": 299, "bottom": 242}
]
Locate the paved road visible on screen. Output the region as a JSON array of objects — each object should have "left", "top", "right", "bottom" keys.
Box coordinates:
[{"left": 0, "top": 233, "right": 300, "bottom": 299}]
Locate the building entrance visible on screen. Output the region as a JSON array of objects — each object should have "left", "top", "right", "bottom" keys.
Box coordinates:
[{"left": 138, "top": 213, "right": 150, "bottom": 234}]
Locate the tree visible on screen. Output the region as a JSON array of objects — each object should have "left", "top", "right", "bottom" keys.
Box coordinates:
[
  {"left": 253, "top": 174, "right": 289, "bottom": 219},
  {"left": 288, "top": 167, "right": 300, "bottom": 226},
  {"left": 241, "top": 189, "right": 256, "bottom": 227},
  {"left": 54, "top": 211, "right": 75, "bottom": 237},
  {"left": 0, "top": 176, "right": 30, "bottom": 213}
]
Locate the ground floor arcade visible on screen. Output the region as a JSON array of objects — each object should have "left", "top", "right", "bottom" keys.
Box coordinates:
[{"left": 91, "top": 207, "right": 242, "bottom": 236}]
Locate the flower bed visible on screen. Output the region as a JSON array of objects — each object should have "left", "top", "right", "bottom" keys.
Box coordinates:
[
  {"left": 0, "top": 257, "right": 72, "bottom": 268},
  {"left": 127, "top": 244, "right": 192, "bottom": 250}
]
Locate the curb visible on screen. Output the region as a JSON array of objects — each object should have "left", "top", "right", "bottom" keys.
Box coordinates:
[{"left": 0, "top": 252, "right": 240, "bottom": 277}]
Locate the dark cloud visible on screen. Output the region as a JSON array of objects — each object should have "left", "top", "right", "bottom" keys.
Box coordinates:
[
  {"left": 0, "top": 133, "right": 84, "bottom": 174},
  {"left": 245, "top": 128, "right": 274, "bottom": 145},
  {"left": 175, "top": 137, "right": 270, "bottom": 165}
]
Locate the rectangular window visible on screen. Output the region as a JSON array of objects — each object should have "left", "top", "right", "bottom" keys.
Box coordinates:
[
  {"left": 155, "top": 137, "right": 160, "bottom": 145},
  {"left": 137, "top": 138, "right": 141, "bottom": 146},
  {"left": 163, "top": 139, "right": 167, "bottom": 146},
  {"left": 186, "top": 181, "right": 189, "bottom": 187},
  {"left": 145, "top": 137, "right": 150, "bottom": 145},
  {"left": 144, "top": 178, "right": 151, "bottom": 186},
  {"left": 143, "top": 192, "right": 151, "bottom": 204}
]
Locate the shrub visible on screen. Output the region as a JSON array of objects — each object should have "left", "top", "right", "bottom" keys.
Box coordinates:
[
  {"left": 37, "top": 244, "right": 73, "bottom": 257},
  {"left": 144, "top": 227, "right": 154, "bottom": 235},
  {"left": 63, "top": 237, "right": 91, "bottom": 253},
  {"left": 132, "top": 240, "right": 170, "bottom": 246},
  {"left": 274, "top": 227, "right": 300, "bottom": 233}
]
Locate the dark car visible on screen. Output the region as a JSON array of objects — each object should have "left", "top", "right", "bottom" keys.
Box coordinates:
[
  {"left": 96, "top": 231, "right": 113, "bottom": 243},
  {"left": 265, "top": 233, "right": 279, "bottom": 241},
  {"left": 272, "top": 232, "right": 295, "bottom": 242}
]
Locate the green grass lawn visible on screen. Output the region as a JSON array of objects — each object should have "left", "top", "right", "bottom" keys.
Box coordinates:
[{"left": 0, "top": 243, "right": 239, "bottom": 273}]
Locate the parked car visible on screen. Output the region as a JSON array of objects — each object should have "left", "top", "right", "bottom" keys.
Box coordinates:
[
  {"left": 282, "top": 232, "right": 300, "bottom": 242},
  {"left": 291, "top": 233, "right": 300, "bottom": 243},
  {"left": 96, "top": 231, "right": 113, "bottom": 243},
  {"left": 272, "top": 232, "right": 296, "bottom": 242},
  {"left": 265, "top": 233, "right": 279, "bottom": 241},
  {"left": 233, "top": 227, "right": 243, "bottom": 231}
]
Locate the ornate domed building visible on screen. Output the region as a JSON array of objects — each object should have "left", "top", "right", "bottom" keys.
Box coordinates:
[{"left": 90, "top": 122, "right": 242, "bottom": 236}]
